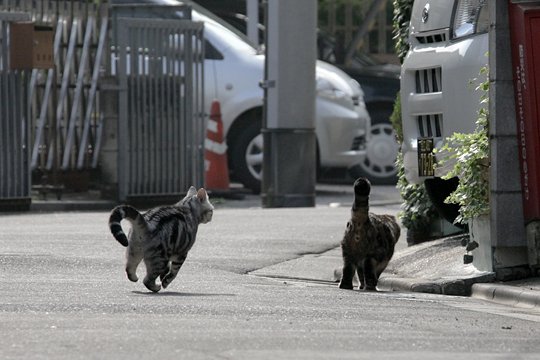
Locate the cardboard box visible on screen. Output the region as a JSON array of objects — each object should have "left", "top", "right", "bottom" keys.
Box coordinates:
[{"left": 9, "top": 22, "right": 54, "bottom": 70}]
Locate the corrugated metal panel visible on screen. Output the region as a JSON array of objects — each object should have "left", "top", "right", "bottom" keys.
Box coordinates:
[
  {"left": 115, "top": 18, "right": 205, "bottom": 202},
  {"left": 0, "top": 12, "right": 31, "bottom": 209}
]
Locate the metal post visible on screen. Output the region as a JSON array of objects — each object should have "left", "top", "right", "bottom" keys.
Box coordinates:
[
  {"left": 117, "top": 20, "right": 129, "bottom": 202},
  {"left": 246, "top": 0, "right": 259, "bottom": 46},
  {"left": 261, "top": 0, "right": 317, "bottom": 208},
  {"left": 98, "top": 77, "right": 120, "bottom": 199}
]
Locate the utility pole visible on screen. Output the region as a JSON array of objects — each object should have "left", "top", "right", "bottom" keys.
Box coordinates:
[
  {"left": 261, "top": 0, "right": 317, "bottom": 208},
  {"left": 246, "top": 0, "right": 259, "bottom": 46}
]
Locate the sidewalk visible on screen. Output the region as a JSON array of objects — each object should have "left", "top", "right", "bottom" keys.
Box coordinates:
[
  {"left": 252, "top": 236, "right": 540, "bottom": 310},
  {"left": 27, "top": 183, "right": 540, "bottom": 311}
]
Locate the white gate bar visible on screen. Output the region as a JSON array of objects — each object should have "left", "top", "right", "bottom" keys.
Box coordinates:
[
  {"left": 62, "top": 16, "right": 94, "bottom": 169},
  {"left": 79, "top": 14, "right": 108, "bottom": 169}
]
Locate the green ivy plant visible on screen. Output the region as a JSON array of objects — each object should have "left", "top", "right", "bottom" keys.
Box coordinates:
[
  {"left": 392, "top": 0, "right": 414, "bottom": 62},
  {"left": 391, "top": 94, "right": 438, "bottom": 238},
  {"left": 391, "top": 0, "right": 438, "bottom": 241},
  {"left": 438, "top": 67, "right": 490, "bottom": 224},
  {"left": 396, "top": 154, "right": 439, "bottom": 231}
]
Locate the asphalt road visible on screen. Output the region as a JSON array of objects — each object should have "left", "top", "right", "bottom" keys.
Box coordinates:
[{"left": 1, "top": 186, "right": 539, "bottom": 359}]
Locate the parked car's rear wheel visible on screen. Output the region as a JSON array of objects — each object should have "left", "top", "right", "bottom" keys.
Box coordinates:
[
  {"left": 354, "top": 108, "right": 399, "bottom": 184},
  {"left": 229, "top": 119, "right": 263, "bottom": 193}
]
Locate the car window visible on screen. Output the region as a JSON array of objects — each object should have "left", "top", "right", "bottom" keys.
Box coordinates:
[
  {"left": 200, "top": 18, "right": 257, "bottom": 56},
  {"left": 185, "top": 0, "right": 257, "bottom": 46},
  {"left": 111, "top": 0, "right": 258, "bottom": 54},
  {"left": 205, "top": 40, "right": 223, "bottom": 60}
]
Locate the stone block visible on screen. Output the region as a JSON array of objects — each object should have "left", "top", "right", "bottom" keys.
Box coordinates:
[
  {"left": 490, "top": 136, "right": 523, "bottom": 192},
  {"left": 490, "top": 192, "right": 526, "bottom": 247}
]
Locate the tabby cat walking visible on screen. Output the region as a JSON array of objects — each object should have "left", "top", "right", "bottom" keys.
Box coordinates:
[
  {"left": 339, "top": 178, "right": 400, "bottom": 291},
  {"left": 109, "top": 187, "right": 214, "bottom": 292}
]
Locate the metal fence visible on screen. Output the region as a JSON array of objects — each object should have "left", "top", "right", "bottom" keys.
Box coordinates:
[
  {"left": 0, "top": 1, "right": 108, "bottom": 175},
  {"left": 0, "top": 10, "right": 30, "bottom": 208},
  {"left": 0, "top": 1, "right": 206, "bottom": 205},
  {"left": 113, "top": 15, "right": 205, "bottom": 202}
]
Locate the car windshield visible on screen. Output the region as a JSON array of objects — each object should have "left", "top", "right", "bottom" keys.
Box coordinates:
[
  {"left": 184, "top": 1, "right": 256, "bottom": 44},
  {"left": 317, "top": 30, "right": 381, "bottom": 67},
  {"left": 349, "top": 52, "right": 381, "bottom": 67},
  {"left": 191, "top": 11, "right": 259, "bottom": 55},
  {"left": 112, "top": 0, "right": 259, "bottom": 54}
]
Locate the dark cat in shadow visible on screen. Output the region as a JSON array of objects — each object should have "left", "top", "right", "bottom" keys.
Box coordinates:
[{"left": 339, "top": 177, "right": 400, "bottom": 291}]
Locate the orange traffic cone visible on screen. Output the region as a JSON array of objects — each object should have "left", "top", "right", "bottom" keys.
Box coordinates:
[{"left": 205, "top": 100, "right": 230, "bottom": 191}]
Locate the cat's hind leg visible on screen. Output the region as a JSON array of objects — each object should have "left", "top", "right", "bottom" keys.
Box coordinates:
[
  {"left": 339, "top": 260, "right": 356, "bottom": 290},
  {"left": 362, "top": 257, "right": 378, "bottom": 291},
  {"left": 143, "top": 258, "right": 168, "bottom": 293},
  {"left": 159, "top": 262, "right": 171, "bottom": 282},
  {"left": 375, "top": 260, "right": 390, "bottom": 284},
  {"left": 143, "top": 275, "right": 161, "bottom": 293},
  {"left": 356, "top": 266, "right": 365, "bottom": 290},
  {"left": 161, "top": 254, "right": 187, "bottom": 289},
  {"left": 125, "top": 237, "right": 144, "bottom": 282}
]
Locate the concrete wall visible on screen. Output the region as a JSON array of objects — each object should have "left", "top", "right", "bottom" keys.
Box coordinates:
[{"left": 488, "top": 0, "right": 528, "bottom": 271}]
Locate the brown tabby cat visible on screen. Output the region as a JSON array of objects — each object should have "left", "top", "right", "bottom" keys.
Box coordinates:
[{"left": 339, "top": 177, "right": 400, "bottom": 291}]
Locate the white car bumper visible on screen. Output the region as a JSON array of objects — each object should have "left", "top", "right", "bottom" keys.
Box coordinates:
[
  {"left": 400, "top": 33, "right": 489, "bottom": 184},
  {"left": 315, "top": 98, "right": 370, "bottom": 168}
]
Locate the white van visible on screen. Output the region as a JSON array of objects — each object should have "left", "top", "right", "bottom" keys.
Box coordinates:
[
  {"left": 400, "top": 0, "right": 488, "bottom": 220},
  {"left": 112, "top": 0, "right": 371, "bottom": 193}
]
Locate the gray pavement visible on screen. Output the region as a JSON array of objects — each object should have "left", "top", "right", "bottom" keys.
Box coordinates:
[
  {"left": 26, "top": 182, "right": 540, "bottom": 311},
  {"left": 1, "top": 183, "right": 539, "bottom": 358}
]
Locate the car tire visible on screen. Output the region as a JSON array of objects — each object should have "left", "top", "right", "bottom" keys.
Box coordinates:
[
  {"left": 353, "top": 107, "right": 399, "bottom": 184},
  {"left": 424, "top": 176, "right": 462, "bottom": 226},
  {"left": 229, "top": 119, "right": 263, "bottom": 194}
]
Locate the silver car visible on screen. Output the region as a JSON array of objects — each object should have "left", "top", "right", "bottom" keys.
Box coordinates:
[{"left": 113, "top": 0, "right": 371, "bottom": 193}]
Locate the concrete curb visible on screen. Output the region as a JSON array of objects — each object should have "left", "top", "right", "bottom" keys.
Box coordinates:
[
  {"left": 31, "top": 200, "right": 115, "bottom": 212},
  {"left": 379, "top": 275, "right": 540, "bottom": 311},
  {"left": 471, "top": 283, "right": 540, "bottom": 309},
  {"left": 378, "top": 277, "right": 443, "bottom": 294},
  {"left": 378, "top": 273, "right": 497, "bottom": 297}
]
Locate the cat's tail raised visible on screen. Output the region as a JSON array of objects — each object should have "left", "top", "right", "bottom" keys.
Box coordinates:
[
  {"left": 108, "top": 205, "right": 144, "bottom": 247},
  {"left": 353, "top": 177, "right": 371, "bottom": 197},
  {"left": 352, "top": 177, "right": 371, "bottom": 212}
]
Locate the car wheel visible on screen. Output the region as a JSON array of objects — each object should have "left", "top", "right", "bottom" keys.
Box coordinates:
[
  {"left": 229, "top": 120, "right": 263, "bottom": 193},
  {"left": 354, "top": 108, "right": 399, "bottom": 184}
]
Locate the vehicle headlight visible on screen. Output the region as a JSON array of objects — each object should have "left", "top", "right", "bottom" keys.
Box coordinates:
[
  {"left": 316, "top": 78, "right": 347, "bottom": 100},
  {"left": 452, "top": 0, "right": 489, "bottom": 39}
]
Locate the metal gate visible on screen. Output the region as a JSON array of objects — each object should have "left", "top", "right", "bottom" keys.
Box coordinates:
[
  {"left": 25, "top": 1, "right": 109, "bottom": 173},
  {"left": 114, "top": 17, "right": 205, "bottom": 202},
  {"left": 0, "top": 11, "right": 31, "bottom": 209},
  {"left": 0, "top": 0, "right": 108, "bottom": 202}
]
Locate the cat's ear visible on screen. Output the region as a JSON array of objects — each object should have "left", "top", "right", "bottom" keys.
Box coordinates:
[
  {"left": 178, "top": 186, "right": 197, "bottom": 204},
  {"left": 186, "top": 186, "right": 197, "bottom": 197},
  {"left": 196, "top": 188, "right": 208, "bottom": 202}
]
